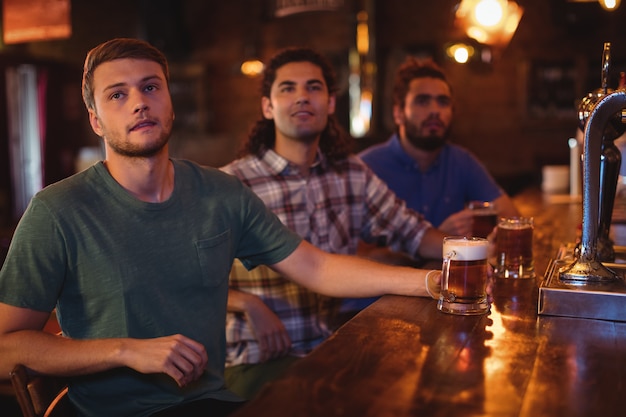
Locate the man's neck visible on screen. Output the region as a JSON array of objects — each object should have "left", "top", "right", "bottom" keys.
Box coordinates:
[
  {"left": 274, "top": 135, "right": 320, "bottom": 175},
  {"left": 103, "top": 150, "right": 174, "bottom": 203}
]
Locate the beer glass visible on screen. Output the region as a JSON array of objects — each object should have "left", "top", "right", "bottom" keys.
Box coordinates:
[
  {"left": 493, "top": 217, "right": 535, "bottom": 279},
  {"left": 438, "top": 236, "right": 490, "bottom": 315},
  {"left": 468, "top": 201, "right": 497, "bottom": 238}
]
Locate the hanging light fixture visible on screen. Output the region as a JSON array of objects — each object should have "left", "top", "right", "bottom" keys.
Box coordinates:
[
  {"left": 454, "top": 0, "right": 524, "bottom": 48},
  {"left": 445, "top": 42, "right": 475, "bottom": 64},
  {"left": 565, "top": 0, "right": 621, "bottom": 12},
  {"left": 240, "top": 59, "right": 264, "bottom": 77},
  {"left": 598, "top": 0, "right": 621, "bottom": 10},
  {"left": 240, "top": 44, "right": 265, "bottom": 77},
  {"left": 444, "top": 39, "right": 493, "bottom": 66}
]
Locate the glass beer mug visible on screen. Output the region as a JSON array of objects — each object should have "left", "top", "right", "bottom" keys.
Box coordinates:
[
  {"left": 468, "top": 201, "right": 497, "bottom": 238},
  {"left": 438, "top": 236, "right": 490, "bottom": 315},
  {"left": 493, "top": 217, "right": 535, "bottom": 279}
]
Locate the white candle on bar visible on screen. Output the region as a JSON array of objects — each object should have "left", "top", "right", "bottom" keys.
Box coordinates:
[{"left": 569, "top": 137, "right": 581, "bottom": 196}]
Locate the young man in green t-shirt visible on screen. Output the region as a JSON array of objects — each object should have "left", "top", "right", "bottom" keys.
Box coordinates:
[{"left": 0, "top": 38, "right": 442, "bottom": 417}]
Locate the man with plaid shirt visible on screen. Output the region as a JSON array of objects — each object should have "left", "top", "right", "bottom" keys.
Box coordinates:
[{"left": 220, "top": 47, "right": 445, "bottom": 399}]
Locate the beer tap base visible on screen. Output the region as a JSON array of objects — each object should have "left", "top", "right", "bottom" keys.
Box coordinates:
[
  {"left": 539, "top": 245, "right": 626, "bottom": 321},
  {"left": 559, "top": 257, "right": 620, "bottom": 283}
]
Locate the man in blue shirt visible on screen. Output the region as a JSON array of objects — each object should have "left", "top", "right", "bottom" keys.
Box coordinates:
[{"left": 359, "top": 57, "right": 518, "bottom": 236}]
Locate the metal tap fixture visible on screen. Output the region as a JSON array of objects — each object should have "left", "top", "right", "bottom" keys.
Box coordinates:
[{"left": 560, "top": 42, "right": 625, "bottom": 283}]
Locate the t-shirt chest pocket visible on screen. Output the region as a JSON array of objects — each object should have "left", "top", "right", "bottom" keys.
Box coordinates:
[{"left": 195, "top": 230, "right": 232, "bottom": 287}]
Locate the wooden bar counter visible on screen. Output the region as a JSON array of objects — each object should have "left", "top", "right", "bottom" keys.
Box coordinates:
[{"left": 230, "top": 188, "right": 626, "bottom": 417}]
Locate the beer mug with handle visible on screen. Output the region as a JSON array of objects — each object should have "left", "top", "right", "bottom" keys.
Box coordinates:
[{"left": 438, "top": 236, "right": 490, "bottom": 315}]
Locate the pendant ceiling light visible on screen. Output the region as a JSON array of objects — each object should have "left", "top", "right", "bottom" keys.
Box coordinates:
[{"left": 454, "top": 0, "right": 524, "bottom": 48}]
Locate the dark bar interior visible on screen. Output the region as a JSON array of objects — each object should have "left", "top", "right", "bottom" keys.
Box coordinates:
[
  {"left": 2, "top": 1, "right": 626, "bottom": 416},
  {"left": 0, "top": 0, "right": 625, "bottom": 230}
]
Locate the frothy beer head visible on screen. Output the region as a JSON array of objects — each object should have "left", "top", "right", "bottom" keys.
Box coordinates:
[
  {"left": 443, "top": 237, "right": 488, "bottom": 261},
  {"left": 499, "top": 221, "right": 532, "bottom": 231}
]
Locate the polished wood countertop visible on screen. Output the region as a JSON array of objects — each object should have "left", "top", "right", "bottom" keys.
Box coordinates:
[{"left": 231, "top": 189, "right": 626, "bottom": 417}]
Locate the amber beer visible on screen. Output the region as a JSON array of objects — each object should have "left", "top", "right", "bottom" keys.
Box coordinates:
[
  {"left": 438, "top": 237, "right": 489, "bottom": 315},
  {"left": 494, "top": 217, "right": 534, "bottom": 279},
  {"left": 468, "top": 201, "right": 497, "bottom": 238}
]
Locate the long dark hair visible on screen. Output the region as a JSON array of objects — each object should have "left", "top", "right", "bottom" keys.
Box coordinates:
[{"left": 239, "top": 47, "right": 354, "bottom": 164}]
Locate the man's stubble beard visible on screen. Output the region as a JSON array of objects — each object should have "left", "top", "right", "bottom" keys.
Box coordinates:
[
  {"left": 108, "top": 136, "right": 169, "bottom": 158},
  {"left": 105, "top": 120, "right": 172, "bottom": 158},
  {"left": 278, "top": 121, "right": 325, "bottom": 146}
]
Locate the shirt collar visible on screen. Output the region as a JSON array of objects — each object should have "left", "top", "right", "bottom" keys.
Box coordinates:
[
  {"left": 260, "top": 147, "right": 326, "bottom": 176},
  {"left": 389, "top": 133, "right": 448, "bottom": 171}
]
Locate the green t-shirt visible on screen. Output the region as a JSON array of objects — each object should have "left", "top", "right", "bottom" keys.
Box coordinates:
[{"left": 0, "top": 159, "right": 301, "bottom": 417}]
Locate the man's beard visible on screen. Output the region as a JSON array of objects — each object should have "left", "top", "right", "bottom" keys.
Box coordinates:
[
  {"left": 275, "top": 120, "right": 325, "bottom": 145},
  {"left": 404, "top": 119, "right": 448, "bottom": 151},
  {"left": 290, "top": 130, "right": 319, "bottom": 145},
  {"left": 108, "top": 136, "right": 169, "bottom": 158},
  {"left": 103, "top": 118, "right": 172, "bottom": 158}
]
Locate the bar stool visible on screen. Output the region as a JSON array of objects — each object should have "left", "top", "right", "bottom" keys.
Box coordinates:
[{"left": 10, "top": 364, "right": 74, "bottom": 417}]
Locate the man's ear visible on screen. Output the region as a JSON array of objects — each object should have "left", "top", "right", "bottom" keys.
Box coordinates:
[
  {"left": 392, "top": 104, "right": 405, "bottom": 126},
  {"left": 88, "top": 110, "right": 103, "bottom": 137},
  {"left": 328, "top": 94, "right": 336, "bottom": 115},
  {"left": 261, "top": 96, "right": 274, "bottom": 119}
]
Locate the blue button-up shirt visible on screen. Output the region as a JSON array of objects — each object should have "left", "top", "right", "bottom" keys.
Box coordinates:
[{"left": 359, "top": 134, "right": 503, "bottom": 227}]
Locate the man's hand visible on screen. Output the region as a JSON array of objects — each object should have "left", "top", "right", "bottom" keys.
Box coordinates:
[
  {"left": 120, "top": 334, "right": 208, "bottom": 387},
  {"left": 438, "top": 209, "right": 474, "bottom": 236},
  {"left": 244, "top": 300, "right": 292, "bottom": 362}
]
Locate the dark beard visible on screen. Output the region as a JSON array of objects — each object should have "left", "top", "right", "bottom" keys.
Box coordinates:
[{"left": 404, "top": 120, "right": 447, "bottom": 151}]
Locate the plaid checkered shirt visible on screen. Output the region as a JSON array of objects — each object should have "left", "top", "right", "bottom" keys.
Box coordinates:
[{"left": 221, "top": 148, "right": 432, "bottom": 365}]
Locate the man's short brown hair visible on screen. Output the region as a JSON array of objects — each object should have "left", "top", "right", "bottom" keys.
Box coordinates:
[{"left": 82, "top": 38, "right": 169, "bottom": 112}]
